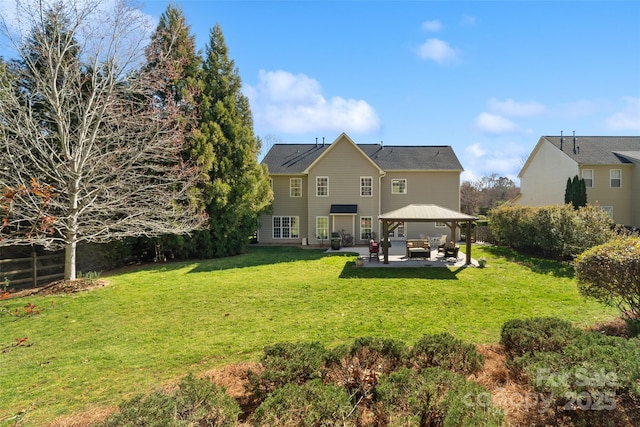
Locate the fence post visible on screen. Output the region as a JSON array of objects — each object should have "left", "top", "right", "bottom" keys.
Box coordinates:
[{"left": 32, "top": 251, "right": 37, "bottom": 287}]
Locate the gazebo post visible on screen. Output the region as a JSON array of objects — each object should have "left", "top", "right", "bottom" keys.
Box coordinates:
[
  {"left": 465, "top": 220, "right": 472, "bottom": 265},
  {"left": 383, "top": 220, "right": 390, "bottom": 264}
]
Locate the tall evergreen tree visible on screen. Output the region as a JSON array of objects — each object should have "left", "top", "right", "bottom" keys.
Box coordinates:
[
  {"left": 564, "top": 177, "right": 574, "bottom": 205},
  {"left": 197, "top": 24, "right": 272, "bottom": 257},
  {"left": 564, "top": 175, "right": 587, "bottom": 209},
  {"left": 139, "top": 3, "right": 211, "bottom": 260}
]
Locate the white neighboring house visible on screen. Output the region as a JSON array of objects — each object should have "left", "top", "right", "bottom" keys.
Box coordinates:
[{"left": 515, "top": 135, "right": 640, "bottom": 228}]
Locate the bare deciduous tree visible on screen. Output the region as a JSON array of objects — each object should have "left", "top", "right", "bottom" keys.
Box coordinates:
[{"left": 0, "top": 0, "right": 204, "bottom": 280}]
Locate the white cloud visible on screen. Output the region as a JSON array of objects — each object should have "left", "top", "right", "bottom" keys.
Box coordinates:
[
  {"left": 605, "top": 97, "right": 640, "bottom": 130},
  {"left": 417, "top": 38, "right": 459, "bottom": 64},
  {"left": 473, "top": 112, "right": 519, "bottom": 135},
  {"left": 488, "top": 98, "right": 546, "bottom": 118},
  {"left": 462, "top": 141, "right": 527, "bottom": 183},
  {"left": 466, "top": 143, "right": 487, "bottom": 158},
  {"left": 422, "top": 20, "right": 443, "bottom": 32},
  {"left": 245, "top": 70, "right": 380, "bottom": 135}
]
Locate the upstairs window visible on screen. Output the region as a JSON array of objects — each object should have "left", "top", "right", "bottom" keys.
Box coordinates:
[
  {"left": 610, "top": 169, "right": 621, "bottom": 188},
  {"left": 581, "top": 169, "right": 593, "bottom": 188},
  {"left": 391, "top": 179, "right": 407, "bottom": 194},
  {"left": 360, "top": 176, "right": 373, "bottom": 197},
  {"left": 290, "top": 178, "right": 302, "bottom": 197},
  {"left": 316, "top": 176, "right": 329, "bottom": 197}
]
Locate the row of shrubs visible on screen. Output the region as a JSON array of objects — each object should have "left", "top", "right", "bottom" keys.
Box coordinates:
[
  {"left": 489, "top": 204, "right": 615, "bottom": 259},
  {"left": 100, "top": 333, "right": 504, "bottom": 426},
  {"left": 501, "top": 317, "right": 640, "bottom": 426},
  {"left": 100, "top": 318, "right": 640, "bottom": 426}
]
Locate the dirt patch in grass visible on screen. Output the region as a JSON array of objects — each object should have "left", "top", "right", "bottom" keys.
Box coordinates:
[
  {"left": 472, "top": 344, "right": 535, "bottom": 427},
  {"left": 46, "top": 407, "right": 116, "bottom": 427},
  {"left": 2, "top": 279, "right": 107, "bottom": 299}
]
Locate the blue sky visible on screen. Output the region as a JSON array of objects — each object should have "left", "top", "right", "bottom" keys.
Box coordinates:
[{"left": 4, "top": 1, "right": 640, "bottom": 183}]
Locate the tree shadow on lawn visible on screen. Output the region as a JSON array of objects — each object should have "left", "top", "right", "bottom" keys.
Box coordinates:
[
  {"left": 339, "top": 262, "right": 462, "bottom": 280},
  {"left": 482, "top": 246, "right": 575, "bottom": 278},
  {"left": 184, "top": 245, "right": 354, "bottom": 274},
  {"left": 104, "top": 246, "right": 341, "bottom": 276}
]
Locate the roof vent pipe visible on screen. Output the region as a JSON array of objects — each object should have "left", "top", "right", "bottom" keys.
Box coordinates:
[
  {"left": 573, "top": 131, "right": 577, "bottom": 154},
  {"left": 560, "top": 130, "right": 563, "bottom": 150},
  {"left": 315, "top": 137, "right": 318, "bottom": 147},
  {"left": 380, "top": 140, "right": 384, "bottom": 150},
  {"left": 322, "top": 137, "right": 325, "bottom": 147}
]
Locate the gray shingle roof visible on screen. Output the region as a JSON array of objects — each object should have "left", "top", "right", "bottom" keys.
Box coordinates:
[
  {"left": 544, "top": 136, "right": 640, "bottom": 165},
  {"left": 262, "top": 143, "right": 463, "bottom": 174}
]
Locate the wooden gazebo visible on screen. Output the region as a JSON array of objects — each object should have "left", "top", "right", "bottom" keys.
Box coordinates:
[{"left": 378, "top": 204, "right": 478, "bottom": 265}]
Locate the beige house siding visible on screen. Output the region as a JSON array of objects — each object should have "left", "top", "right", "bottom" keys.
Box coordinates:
[
  {"left": 517, "top": 138, "right": 579, "bottom": 206},
  {"left": 381, "top": 171, "right": 460, "bottom": 239},
  {"left": 306, "top": 136, "right": 382, "bottom": 245},
  {"left": 584, "top": 164, "right": 633, "bottom": 226},
  {"left": 258, "top": 174, "right": 307, "bottom": 244},
  {"left": 630, "top": 159, "right": 640, "bottom": 228},
  {"left": 258, "top": 133, "right": 466, "bottom": 245}
]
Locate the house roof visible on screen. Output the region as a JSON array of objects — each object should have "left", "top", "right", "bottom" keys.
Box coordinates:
[
  {"left": 543, "top": 136, "right": 640, "bottom": 165},
  {"left": 379, "top": 204, "right": 477, "bottom": 222},
  {"left": 262, "top": 141, "right": 463, "bottom": 174}
]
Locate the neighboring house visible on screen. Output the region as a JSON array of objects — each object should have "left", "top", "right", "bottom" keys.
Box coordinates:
[
  {"left": 515, "top": 135, "right": 640, "bottom": 228},
  {"left": 257, "top": 133, "right": 464, "bottom": 246}
]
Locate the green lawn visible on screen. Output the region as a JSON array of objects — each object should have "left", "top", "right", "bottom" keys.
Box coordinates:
[{"left": 0, "top": 245, "right": 616, "bottom": 425}]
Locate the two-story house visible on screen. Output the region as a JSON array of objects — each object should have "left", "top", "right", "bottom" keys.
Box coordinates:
[
  {"left": 515, "top": 135, "right": 640, "bottom": 228},
  {"left": 257, "top": 133, "right": 465, "bottom": 246}
]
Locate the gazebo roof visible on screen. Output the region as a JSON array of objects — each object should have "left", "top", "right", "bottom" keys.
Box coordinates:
[{"left": 379, "top": 204, "right": 477, "bottom": 222}]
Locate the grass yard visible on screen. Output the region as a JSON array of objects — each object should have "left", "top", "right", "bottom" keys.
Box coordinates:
[{"left": 0, "top": 245, "right": 617, "bottom": 425}]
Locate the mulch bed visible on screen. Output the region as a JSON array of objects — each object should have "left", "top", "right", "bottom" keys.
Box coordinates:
[{"left": 2, "top": 279, "right": 107, "bottom": 299}]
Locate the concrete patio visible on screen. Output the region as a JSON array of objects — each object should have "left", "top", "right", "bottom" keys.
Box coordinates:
[{"left": 325, "top": 243, "right": 478, "bottom": 268}]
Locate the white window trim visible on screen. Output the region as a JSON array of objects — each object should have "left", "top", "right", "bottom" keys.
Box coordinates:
[
  {"left": 272, "top": 216, "right": 299, "bottom": 239},
  {"left": 316, "top": 216, "right": 329, "bottom": 240},
  {"left": 360, "top": 176, "right": 373, "bottom": 197},
  {"left": 389, "top": 222, "right": 405, "bottom": 238},
  {"left": 601, "top": 206, "right": 614, "bottom": 219},
  {"left": 610, "top": 169, "right": 621, "bottom": 188},
  {"left": 391, "top": 178, "right": 407, "bottom": 194},
  {"left": 290, "top": 178, "right": 302, "bottom": 198},
  {"left": 360, "top": 216, "right": 373, "bottom": 240},
  {"left": 581, "top": 169, "right": 593, "bottom": 188},
  {"left": 316, "top": 176, "right": 329, "bottom": 197}
]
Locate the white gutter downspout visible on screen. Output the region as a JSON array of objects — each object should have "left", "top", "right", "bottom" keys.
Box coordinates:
[{"left": 378, "top": 171, "right": 386, "bottom": 238}]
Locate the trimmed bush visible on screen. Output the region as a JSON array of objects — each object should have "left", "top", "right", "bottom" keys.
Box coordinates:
[
  {"left": 250, "top": 342, "right": 327, "bottom": 397},
  {"left": 253, "top": 379, "right": 356, "bottom": 427},
  {"left": 576, "top": 236, "right": 640, "bottom": 320},
  {"left": 101, "top": 374, "right": 240, "bottom": 426},
  {"left": 325, "top": 337, "right": 408, "bottom": 402},
  {"left": 376, "top": 367, "right": 504, "bottom": 427},
  {"left": 517, "top": 332, "right": 640, "bottom": 426},
  {"left": 409, "top": 332, "right": 484, "bottom": 375},
  {"left": 500, "top": 317, "right": 581, "bottom": 358}
]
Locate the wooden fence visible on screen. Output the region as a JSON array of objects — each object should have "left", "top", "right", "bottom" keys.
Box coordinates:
[{"left": 0, "top": 252, "right": 64, "bottom": 290}]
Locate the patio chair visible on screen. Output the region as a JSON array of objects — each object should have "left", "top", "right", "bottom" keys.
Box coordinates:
[
  {"left": 369, "top": 240, "right": 380, "bottom": 262},
  {"left": 442, "top": 241, "right": 459, "bottom": 260},
  {"left": 436, "top": 234, "right": 448, "bottom": 253}
]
